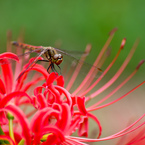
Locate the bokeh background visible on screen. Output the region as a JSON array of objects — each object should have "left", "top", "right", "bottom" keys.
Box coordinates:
[{"left": 0, "top": 0, "right": 145, "bottom": 144}]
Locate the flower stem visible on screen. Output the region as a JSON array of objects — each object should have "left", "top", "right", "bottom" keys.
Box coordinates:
[{"left": 7, "top": 113, "right": 15, "bottom": 143}]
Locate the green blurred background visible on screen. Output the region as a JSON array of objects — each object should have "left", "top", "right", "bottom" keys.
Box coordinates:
[
  {"left": 0, "top": 0, "right": 144, "bottom": 85},
  {"left": 0, "top": 0, "right": 145, "bottom": 144},
  {"left": 0, "top": 0, "right": 145, "bottom": 65}
]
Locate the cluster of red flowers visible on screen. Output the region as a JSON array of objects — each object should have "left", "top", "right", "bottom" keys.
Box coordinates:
[{"left": 0, "top": 29, "right": 145, "bottom": 145}]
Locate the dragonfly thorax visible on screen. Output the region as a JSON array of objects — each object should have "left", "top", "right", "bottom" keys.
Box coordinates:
[{"left": 44, "top": 47, "right": 63, "bottom": 65}]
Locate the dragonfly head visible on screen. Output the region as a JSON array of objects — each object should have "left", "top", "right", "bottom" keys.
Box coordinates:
[{"left": 52, "top": 54, "right": 63, "bottom": 65}]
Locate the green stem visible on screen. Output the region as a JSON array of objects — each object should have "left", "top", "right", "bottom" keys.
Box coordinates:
[{"left": 7, "top": 113, "right": 15, "bottom": 143}]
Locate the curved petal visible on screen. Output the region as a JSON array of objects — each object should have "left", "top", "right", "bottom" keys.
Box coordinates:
[
  {"left": 17, "top": 64, "right": 48, "bottom": 83},
  {"left": 54, "top": 85, "right": 72, "bottom": 107},
  {"left": 46, "top": 72, "right": 58, "bottom": 86},
  {"left": 0, "top": 59, "right": 13, "bottom": 94},
  {"left": 0, "top": 52, "right": 19, "bottom": 62},
  {"left": 41, "top": 134, "right": 58, "bottom": 145},
  {"left": 0, "top": 91, "right": 32, "bottom": 108},
  {"left": 29, "top": 64, "right": 49, "bottom": 79},
  {"left": 78, "top": 116, "right": 88, "bottom": 137},
  {"left": 56, "top": 75, "right": 64, "bottom": 87},
  {"left": 4, "top": 105, "right": 31, "bottom": 145},
  {"left": 31, "top": 107, "right": 51, "bottom": 133},
  {"left": 0, "top": 111, "right": 8, "bottom": 125},
  {"left": 0, "top": 79, "right": 6, "bottom": 95},
  {"left": 41, "top": 126, "right": 65, "bottom": 143},
  {"left": 34, "top": 86, "right": 45, "bottom": 96},
  {"left": 87, "top": 112, "right": 102, "bottom": 139},
  {"left": 44, "top": 89, "right": 56, "bottom": 105},
  {"left": 36, "top": 93, "right": 48, "bottom": 109},
  {"left": 77, "top": 96, "right": 87, "bottom": 115},
  {"left": 22, "top": 76, "right": 44, "bottom": 92},
  {"left": 56, "top": 103, "right": 71, "bottom": 135}
]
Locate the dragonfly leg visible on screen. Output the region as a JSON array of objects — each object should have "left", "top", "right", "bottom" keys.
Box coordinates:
[
  {"left": 36, "top": 59, "right": 61, "bottom": 75},
  {"left": 47, "top": 63, "right": 52, "bottom": 73},
  {"left": 37, "top": 59, "right": 50, "bottom": 63},
  {"left": 51, "top": 63, "right": 56, "bottom": 72},
  {"left": 51, "top": 63, "right": 60, "bottom": 77},
  {"left": 36, "top": 59, "right": 51, "bottom": 73}
]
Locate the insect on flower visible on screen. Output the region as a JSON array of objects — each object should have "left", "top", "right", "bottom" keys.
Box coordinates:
[{"left": 11, "top": 41, "right": 103, "bottom": 80}]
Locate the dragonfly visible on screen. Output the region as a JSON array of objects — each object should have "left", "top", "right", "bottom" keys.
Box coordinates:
[{"left": 11, "top": 41, "right": 102, "bottom": 79}]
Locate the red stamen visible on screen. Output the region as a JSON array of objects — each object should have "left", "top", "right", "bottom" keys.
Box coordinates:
[
  {"left": 72, "top": 29, "right": 117, "bottom": 95},
  {"left": 86, "top": 38, "right": 138, "bottom": 99},
  {"left": 87, "top": 59, "right": 144, "bottom": 109},
  {"left": 66, "top": 44, "right": 91, "bottom": 91}
]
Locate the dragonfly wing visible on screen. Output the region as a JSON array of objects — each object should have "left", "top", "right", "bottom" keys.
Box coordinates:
[
  {"left": 55, "top": 48, "right": 102, "bottom": 73},
  {"left": 55, "top": 48, "right": 89, "bottom": 57},
  {"left": 17, "top": 48, "right": 44, "bottom": 58},
  {"left": 17, "top": 48, "right": 48, "bottom": 80}
]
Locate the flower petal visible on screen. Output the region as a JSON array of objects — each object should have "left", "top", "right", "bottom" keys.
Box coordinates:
[
  {"left": 78, "top": 116, "right": 88, "bottom": 137},
  {"left": 31, "top": 107, "right": 51, "bottom": 133},
  {"left": 4, "top": 105, "right": 31, "bottom": 145},
  {"left": 77, "top": 96, "right": 87, "bottom": 115},
  {"left": 56, "top": 75, "right": 64, "bottom": 87},
  {"left": 41, "top": 126, "right": 65, "bottom": 143},
  {"left": 36, "top": 93, "right": 48, "bottom": 109},
  {"left": 41, "top": 134, "right": 58, "bottom": 145},
  {"left": 0, "top": 91, "right": 32, "bottom": 108},
  {"left": 56, "top": 103, "right": 71, "bottom": 135},
  {"left": 46, "top": 72, "right": 58, "bottom": 86},
  {"left": 34, "top": 86, "right": 45, "bottom": 96},
  {"left": 0, "top": 59, "right": 13, "bottom": 94},
  {"left": 54, "top": 85, "right": 72, "bottom": 107},
  {"left": 0, "top": 79, "right": 6, "bottom": 95},
  {"left": 0, "top": 111, "right": 8, "bottom": 125},
  {"left": 0, "top": 52, "right": 19, "bottom": 62}
]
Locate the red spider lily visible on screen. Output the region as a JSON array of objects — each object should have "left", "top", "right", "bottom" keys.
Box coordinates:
[{"left": 0, "top": 29, "right": 144, "bottom": 145}]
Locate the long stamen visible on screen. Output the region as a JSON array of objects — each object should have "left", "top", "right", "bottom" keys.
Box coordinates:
[
  {"left": 81, "top": 38, "right": 139, "bottom": 98},
  {"left": 76, "top": 38, "right": 126, "bottom": 97},
  {"left": 88, "top": 39, "right": 139, "bottom": 99},
  {"left": 78, "top": 46, "right": 111, "bottom": 95},
  {"left": 87, "top": 60, "right": 145, "bottom": 110},
  {"left": 66, "top": 44, "right": 91, "bottom": 91},
  {"left": 6, "top": 31, "right": 12, "bottom": 52},
  {"left": 72, "top": 28, "right": 117, "bottom": 95},
  {"left": 88, "top": 81, "right": 145, "bottom": 111},
  {"left": 68, "top": 114, "right": 145, "bottom": 142}
]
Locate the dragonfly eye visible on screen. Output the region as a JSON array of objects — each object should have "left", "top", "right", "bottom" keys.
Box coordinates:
[
  {"left": 53, "top": 54, "right": 63, "bottom": 65},
  {"left": 53, "top": 54, "right": 62, "bottom": 59}
]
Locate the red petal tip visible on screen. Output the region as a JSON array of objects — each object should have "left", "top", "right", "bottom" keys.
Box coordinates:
[
  {"left": 109, "top": 27, "right": 118, "bottom": 36},
  {"left": 120, "top": 38, "right": 126, "bottom": 49},
  {"left": 136, "top": 60, "right": 145, "bottom": 70}
]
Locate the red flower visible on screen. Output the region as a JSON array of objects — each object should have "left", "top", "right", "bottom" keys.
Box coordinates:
[{"left": 0, "top": 29, "right": 144, "bottom": 145}]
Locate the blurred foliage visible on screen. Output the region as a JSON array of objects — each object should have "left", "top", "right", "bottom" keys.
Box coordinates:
[{"left": 0, "top": 0, "right": 144, "bottom": 75}]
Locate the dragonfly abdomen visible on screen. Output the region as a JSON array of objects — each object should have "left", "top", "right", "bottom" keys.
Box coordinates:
[{"left": 12, "top": 41, "right": 42, "bottom": 52}]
